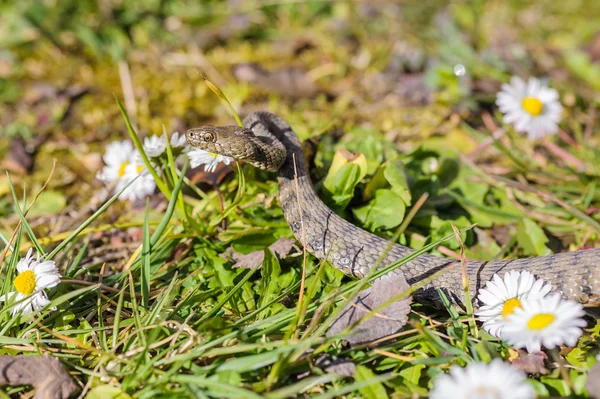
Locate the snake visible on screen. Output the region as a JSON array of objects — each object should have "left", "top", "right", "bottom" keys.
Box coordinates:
[{"left": 186, "top": 111, "right": 600, "bottom": 306}]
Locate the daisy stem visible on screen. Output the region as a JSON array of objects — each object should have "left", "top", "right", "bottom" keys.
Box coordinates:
[
  {"left": 549, "top": 347, "right": 573, "bottom": 390},
  {"left": 451, "top": 224, "right": 478, "bottom": 338}
]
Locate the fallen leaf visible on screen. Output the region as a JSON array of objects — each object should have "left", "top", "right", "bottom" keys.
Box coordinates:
[
  {"left": 187, "top": 162, "right": 232, "bottom": 187},
  {"left": 226, "top": 238, "right": 299, "bottom": 269},
  {"left": 229, "top": 250, "right": 264, "bottom": 270},
  {"left": 193, "top": 14, "right": 253, "bottom": 49},
  {"left": 2, "top": 137, "right": 36, "bottom": 174},
  {"left": 269, "top": 238, "right": 299, "bottom": 259},
  {"left": 327, "top": 272, "right": 412, "bottom": 346},
  {"left": 314, "top": 355, "right": 356, "bottom": 377},
  {"left": 231, "top": 63, "right": 321, "bottom": 99},
  {"left": 0, "top": 354, "right": 78, "bottom": 399},
  {"left": 510, "top": 349, "right": 548, "bottom": 375}
]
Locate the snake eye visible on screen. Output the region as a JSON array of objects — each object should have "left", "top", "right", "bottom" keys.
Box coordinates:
[{"left": 203, "top": 132, "right": 215, "bottom": 142}]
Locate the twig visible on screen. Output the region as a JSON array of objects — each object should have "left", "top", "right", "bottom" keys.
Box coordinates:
[
  {"left": 467, "top": 111, "right": 507, "bottom": 159},
  {"left": 558, "top": 129, "right": 580, "bottom": 149},
  {"left": 118, "top": 60, "right": 137, "bottom": 128},
  {"left": 0, "top": 160, "right": 57, "bottom": 272},
  {"left": 541, "top": 138, "right": 585, "bottom": 171}
]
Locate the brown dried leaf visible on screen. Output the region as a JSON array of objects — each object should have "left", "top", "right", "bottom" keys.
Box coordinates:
[
  {"left": 187, "top": 162, "right": 232, "bottom": 186},
  {"left": 0, "top": 354, "right": 78, "bottom": 399},
  {"left": 268, "top": 238, "right": 298, "bottom": 258},
  {"left": 588, "top": 359, "right": 600, "bottom": 399},
  {"left": 314, "top": 355, "right": 356, "bottom": 378},
  {"left": 231, "top": 63, "right": 320, "bottom": 99},
  {"left": 2, "top": 137, "right": 36, "bottom": 174},
  {"left": 193, "top": 14, "right": 253, "bottom": 49},
  {"left": 510, "top": 349, "right": 548, "bottom": 375},
  {"left": 228, "top": 238, "right": 299, "bottom": 269},
  {"left": 327, "top": 273, "right": 412, "bottom": 346}
]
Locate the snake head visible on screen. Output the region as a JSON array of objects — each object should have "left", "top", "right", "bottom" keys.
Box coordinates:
[
  {"left": 186, "top": 125, "right": 283, "bottom": 170},
  {"left": 186, "top": 125, "right": 251, "bottom": 153}
]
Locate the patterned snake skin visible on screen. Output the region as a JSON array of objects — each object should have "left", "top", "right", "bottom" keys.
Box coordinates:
[{"left": 186, "top": 111, "right": 600, "bottom": 305}]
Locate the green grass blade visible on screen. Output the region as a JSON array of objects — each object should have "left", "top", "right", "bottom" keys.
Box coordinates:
[
  {"left": 114, "top": 96, "right": 171, "bottom": 199},
  {"left": 141, "top": 201, "right": 151, "bottom": 307},
  {"left": 47, "top": 174, "right": 143, "bottom": 260},
  {"left": 7, "top": 176, "right": 44, "bottom": 255}
]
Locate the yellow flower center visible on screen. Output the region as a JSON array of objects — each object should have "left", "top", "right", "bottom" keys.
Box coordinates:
[
  {"left": 119, "top": 162, "right": 129, "bottom": 177},
  {"left": 13, "top": 270, "right": 37, "bottom": 295},
  {"left": 527, "top": 313, "right": 555, "bottom": 330},
  {"left": 209, "top": 152, "right": 218, "bottom": 157},
  {"left": 522, "top": 97, "right": 544, "bottom": 116},
  {"left": 502, "top": 297, "right": 522, "bottom": 318},
  {"left": 136, "top": 165, "right": 144, "bottom": 174}
]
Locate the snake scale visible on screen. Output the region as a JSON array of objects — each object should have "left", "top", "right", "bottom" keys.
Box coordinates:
[{"left": 186, "top": 111, "right": 600, "bottom": 305}]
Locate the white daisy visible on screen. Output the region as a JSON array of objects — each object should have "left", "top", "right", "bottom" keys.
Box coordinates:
[
  {"left": 502, "top": 293, "right": 586, "bottom": 353},
  {"left": 0, "top": 249, "right": 60, "bottom": 316},
  {"left": 97, "top": 140, "right": 156, "bottom": 201},
  {"left": 143, "top": 134, "right": 167, "bottom": 158},
  {"left": 170, "top": 131, "right": 188, "bottom": 149},
  {"left": 143, "top": 132, "right": 189, "bottom": 158},
  {"left": 430, "top": 359, "right": 534, "bottom": 399},
  {"left": 116, "top": 159, "right": 157, "bottom": 202},
  {"left": 496, "top": 76, "right": 563, "bottom": 139},
  {"left": 476, "top": 270, "right": 552, "bottom": 338},
  {"left": 188, "top": 149, "right": 234, "bottom": 173},
  {"left": 96, "top": 140, "right": 137, "bottom": 183}
]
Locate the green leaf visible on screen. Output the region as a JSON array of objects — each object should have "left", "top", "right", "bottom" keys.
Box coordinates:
[
  {"left": 86, "top": 385, "right": 132, "bottom": 399},
  {"left": 353, "top": 189, "right": 405, "bottom": 231},
  {"left": 26, "top": 191, "right": 66, "bottom": 216},
  {"left": 363, "top": 164, "right": 388, "bottom": 201},
  {"left": 354, "top": 365, "right": 389, "bottom": 399},
  {"left": 258, "top": 250, "right": 282, "bottom": 316},
  {"left": 141, "top": 202, "right": 151, "bottom": 307},
  {"left": 384, "top": 160, "right": 412, "bottom": 205},
  {"left": 563, "top": 49, "right": 600, "bottom": 91},
  {"left": 516, "top": 218, "right": 551, "bottom": 256},
  {"left": 541, "top": 376, "right": 571, "bottom": 396},
  {"left": 528, "top": 379, "right": 550, "bottom": 397},
  {"left": 323, "top": 149, "right": 368, "bottom": 210},
  {"left": 398, "top": 364, "right": 425, "bottom": 385}
]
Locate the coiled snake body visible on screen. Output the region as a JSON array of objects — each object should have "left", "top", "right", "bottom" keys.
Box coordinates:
[{"left": 187, "top": 111, "right": 600, "bottom": 305}]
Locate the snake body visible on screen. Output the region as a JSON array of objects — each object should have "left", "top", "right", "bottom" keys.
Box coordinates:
[{"left": 187, "top": 111, "right": 600, "bottom": 305}]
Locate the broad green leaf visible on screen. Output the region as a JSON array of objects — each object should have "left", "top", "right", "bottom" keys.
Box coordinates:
[
  {"left": 86, "top": 385, "right": 131, "bottom": 399},
  {"left": 516, "top": 218, "right": 551, "bottom": 256},
  {"left": 363, "top": 164, "right": 388, "bottom": 201},
  {"left": 563, "top": 49, "right": 600, "bottom": 90},
  {"left": 398, "top": 364, "right": 425, "bottom": 385},
  {"left": 383, "top": 160, "right": 412, "bottom": 205},
  {"left": 541, "top": 376, "right": 571, "bottom": 396},
  {"left": 353, "top": 189, "right": 405, "bottom": 231},
  {"left": 343, "top": 129, "right": 386, "bottom": 174},
  {"left": 354, "top": 365, "right": 389, "bottom": 399},
  {"left": 323, "top": 149, "right": 368, "bottom": 210},
  {"left": 27, "top": 191, "right": 66, "bottom": 216}
]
